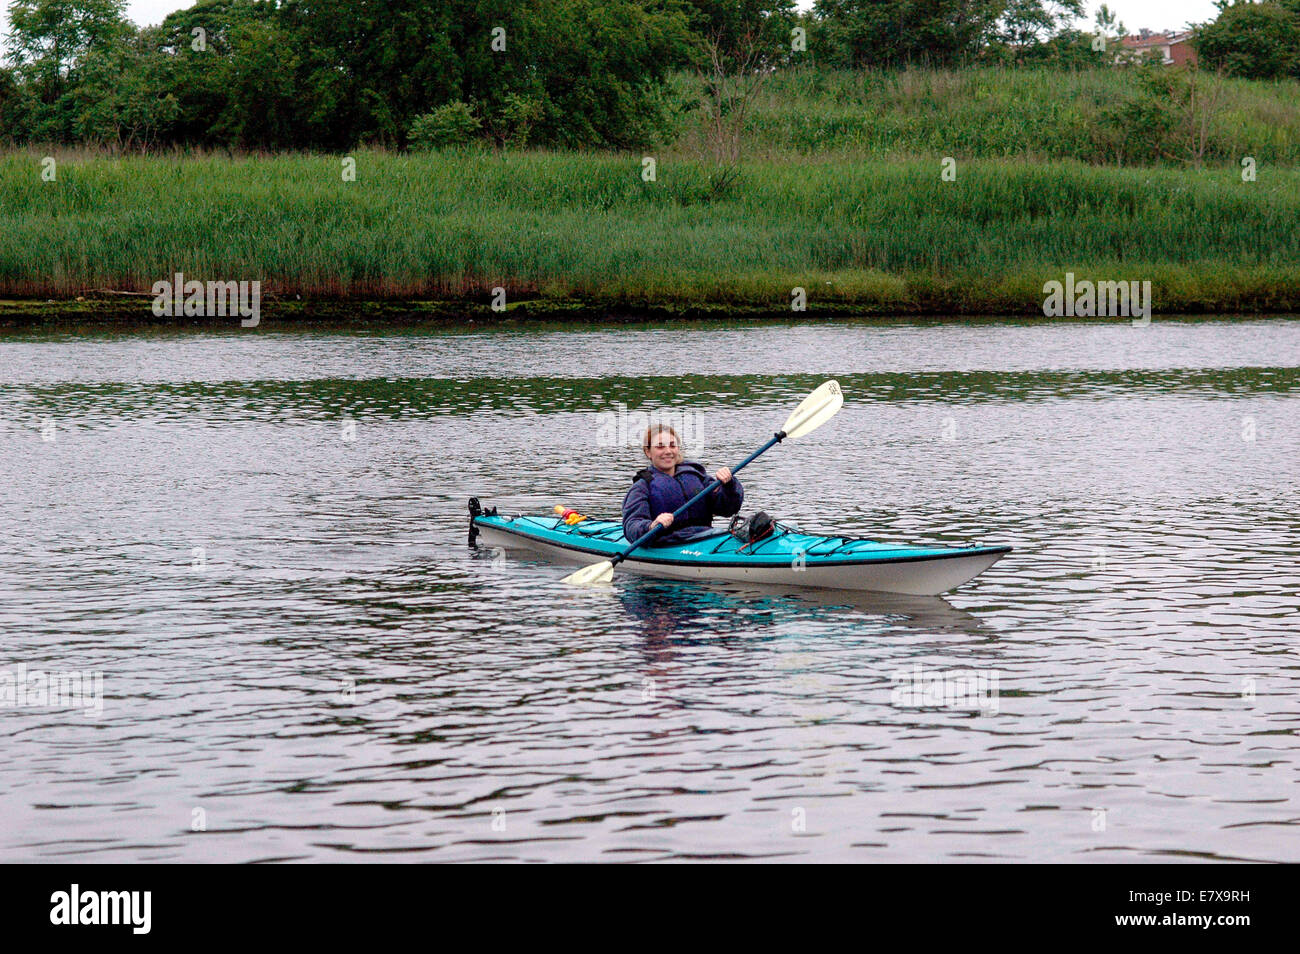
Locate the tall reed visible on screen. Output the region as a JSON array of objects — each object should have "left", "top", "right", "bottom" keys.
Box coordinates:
[{"left": 2, "top": 148, "right": 1297, "bottom": 310}]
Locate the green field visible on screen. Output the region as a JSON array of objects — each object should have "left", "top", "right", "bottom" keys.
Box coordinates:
[
  {"left": 683, "top": 67, "right": 1300, "bottom": 165},
  {"left": 5, "top": 67, "right": 1300, "bottom": 319}
]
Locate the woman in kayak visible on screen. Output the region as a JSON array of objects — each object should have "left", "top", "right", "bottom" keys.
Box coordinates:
[{"left": 622, "top": 424, "right": 743, "bottom": 546}]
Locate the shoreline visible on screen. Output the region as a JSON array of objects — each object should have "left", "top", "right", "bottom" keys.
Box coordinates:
[
  {"left": 2, "top": 294, "right": 1298, "bottom": 329},
  {"left": 6, "top": 152, "right": 1300, "bottom": 330}
]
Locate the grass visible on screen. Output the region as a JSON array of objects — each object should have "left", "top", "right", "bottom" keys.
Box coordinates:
[
  {"left": 670, "top": 66, "right": 1300, "bottom": 166},
  {"left": 3, "top": 149, "right": 1300, "bottom": 313},
  {"left": 4, "top": 65, "right": 1300, "bottom": 318}
]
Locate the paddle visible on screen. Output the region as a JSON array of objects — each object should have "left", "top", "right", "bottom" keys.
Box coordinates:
[{"left": 562, "top": 380, "right": 844, "bottom": 587}]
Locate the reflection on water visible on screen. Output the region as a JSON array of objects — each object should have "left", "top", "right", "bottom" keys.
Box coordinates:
[
  {"left": 0, "top": 318, "right": 1298, "bottom": 862},
  {"left": 616, "top": 579, "right": 988, "bottom": 644},
  {"left": 6, "top": 367, "right": 1299, "bottom": 428}
]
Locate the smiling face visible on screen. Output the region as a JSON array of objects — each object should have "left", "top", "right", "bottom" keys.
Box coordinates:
[{"left": 644, "top": 425, "right": 682, "bottom": 473}]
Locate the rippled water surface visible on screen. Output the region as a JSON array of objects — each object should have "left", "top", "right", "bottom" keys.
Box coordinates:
[{"left": 1, "top": 318, "right": 1297, "bottom": 862}]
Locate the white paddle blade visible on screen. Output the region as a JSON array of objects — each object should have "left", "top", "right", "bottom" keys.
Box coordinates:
[
  {"left": 781, "top": 380, "right": 843, "bottom": 440},
  {"left": 562, "top": 560, "right": 614, "bottom": 586}
]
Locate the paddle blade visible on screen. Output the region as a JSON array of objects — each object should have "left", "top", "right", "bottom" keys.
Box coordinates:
[
  {"left": 562, "top": 560, "right": 614, "bottom": 586},
  {"left": 781, "top": 380, "right": 843, "bottom": 439}
]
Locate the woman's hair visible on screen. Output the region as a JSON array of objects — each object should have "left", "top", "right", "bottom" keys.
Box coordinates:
[{"left": 643, "top": 423, "right": 684, "bottom": 465}]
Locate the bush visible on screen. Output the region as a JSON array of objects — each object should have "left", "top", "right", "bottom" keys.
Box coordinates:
[
  {"left": 408, "top": 102, "right": 481, "bottom": 149},
  {"left": 1195, "top": 1, "right": 1300, "bottom": 80},
  {"left": 1092, "top": 63, "right": 1226, "bottom": 166},
  {"left": 494, "top": 93, "right": 543, "bottom": 148}
]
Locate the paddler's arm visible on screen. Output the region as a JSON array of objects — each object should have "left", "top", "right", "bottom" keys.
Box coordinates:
[
  {"left": 709, "top": 468, "right": 743, "bottom": 517},
  {"left": 622, "top": 479, "right": 655, "bottom": 542}
]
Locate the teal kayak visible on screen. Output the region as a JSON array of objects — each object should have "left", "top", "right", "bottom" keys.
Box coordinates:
[{"left": 469, "top": 500, "right": 1010, "bottom": 596}]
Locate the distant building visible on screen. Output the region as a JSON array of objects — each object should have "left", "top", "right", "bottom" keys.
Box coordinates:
[{"left": 1116, "top": 29, "right": 1198, "bottom": 66}]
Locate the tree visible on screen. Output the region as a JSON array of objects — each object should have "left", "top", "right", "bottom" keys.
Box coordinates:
[
  {"left": 1094, "top": 2, "right": 1124, "bottom": 39},
  {"left": 813, "top": 0, "right": 1002, "bottom": 68},
  {"left": 1195, "top": 0, "right": 1300, "bottom": 80},
  {"left": 4, "top": 0, "right": 134, "bottom": 140},
  {"left": 992, "top": 0, "right": 1085, "bottom": 62},
  {"left": 0, "top": 0, "right": 709, "bottom": 151},
  {"left": 0, "top": 64, "right": 29, "bottom": 141},
  {"left": 4, "top": 0, "right": 132, "bottom": 99},
  {"left": 276, "top": 0, "right": 692, "bottom": 150},
  {"left": 683, "top": 0, "right": 797, "bottom": 63},
  {"left": 214, "top": 16, "right": 303, "bottom": 148},
  {"left": 1092, "top": 3, "right": 1125, "bottom": 57},
  {"left": 687, "top": 1, "right": 794, "bottom": 164},
  {"left": 148, "top": 0, "right": 278, "bottom": 147},
  {"left": 278, "top": 0, "right": 463, "bottom": 149},
  {"left": 1016, "top": 28, "right": 1107, "bottom": 68},
  {"left": 499, "top": 0, "right": 694, "bottom": 149},
  {"left": 70, "top": 31, "right": 179, "bottom": 148}
]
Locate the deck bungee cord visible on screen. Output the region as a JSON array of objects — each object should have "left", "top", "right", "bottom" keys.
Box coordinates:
[{"left": 523, "top": 512, "right": 932, "bottom": 560}]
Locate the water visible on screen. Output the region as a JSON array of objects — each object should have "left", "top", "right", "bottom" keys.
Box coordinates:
[{"left": 1, "top": 318, "right": 1297, "bottom": 862}]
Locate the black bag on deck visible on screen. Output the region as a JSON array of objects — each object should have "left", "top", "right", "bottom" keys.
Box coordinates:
[{"left": 728, "top": 511, "right": 775, "bottom": 546}]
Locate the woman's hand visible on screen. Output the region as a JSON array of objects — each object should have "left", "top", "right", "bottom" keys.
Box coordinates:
[
  {"left": 714, "top": 467, "right": 732, "bottom": 484},
  {"left": 652, "top": 513, "right": 674, "bottom": 529}
]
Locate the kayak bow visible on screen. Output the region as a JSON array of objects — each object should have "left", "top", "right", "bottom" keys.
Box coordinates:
[{"left": 469, "top": 501, "right": 1010, "bottom": 596}]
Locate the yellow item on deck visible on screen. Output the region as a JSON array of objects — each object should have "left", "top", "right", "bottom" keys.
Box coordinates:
[{"left": 553, "top": 505, "right": 588, "bottom": 525}]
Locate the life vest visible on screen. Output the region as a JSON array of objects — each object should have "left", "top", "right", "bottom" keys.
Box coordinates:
[{"left": 634, "top": 462, "right": 717, "bottom": 531}]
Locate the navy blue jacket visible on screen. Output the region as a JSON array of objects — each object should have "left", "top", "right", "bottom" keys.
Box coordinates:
[{"left": 622, "top": 460, "right": 744, "bottom": 547}]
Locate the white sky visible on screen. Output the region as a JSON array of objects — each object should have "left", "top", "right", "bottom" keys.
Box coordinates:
[{"left": 2, "top": 1, "right": 1225, "bottom": 51}]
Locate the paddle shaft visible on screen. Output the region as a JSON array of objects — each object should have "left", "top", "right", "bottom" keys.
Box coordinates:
[{"left": 612, "top": 430, "right": 786, "bottom": 568}]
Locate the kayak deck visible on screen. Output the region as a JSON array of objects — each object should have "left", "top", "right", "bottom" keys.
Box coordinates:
[{"left": 470, "top": 510, "right": 1011, "bottom": 596}]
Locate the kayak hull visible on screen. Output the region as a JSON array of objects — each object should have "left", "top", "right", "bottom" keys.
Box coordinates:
[{"left": 471, "top": 511, "right": 1010, "bottom": 596}]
